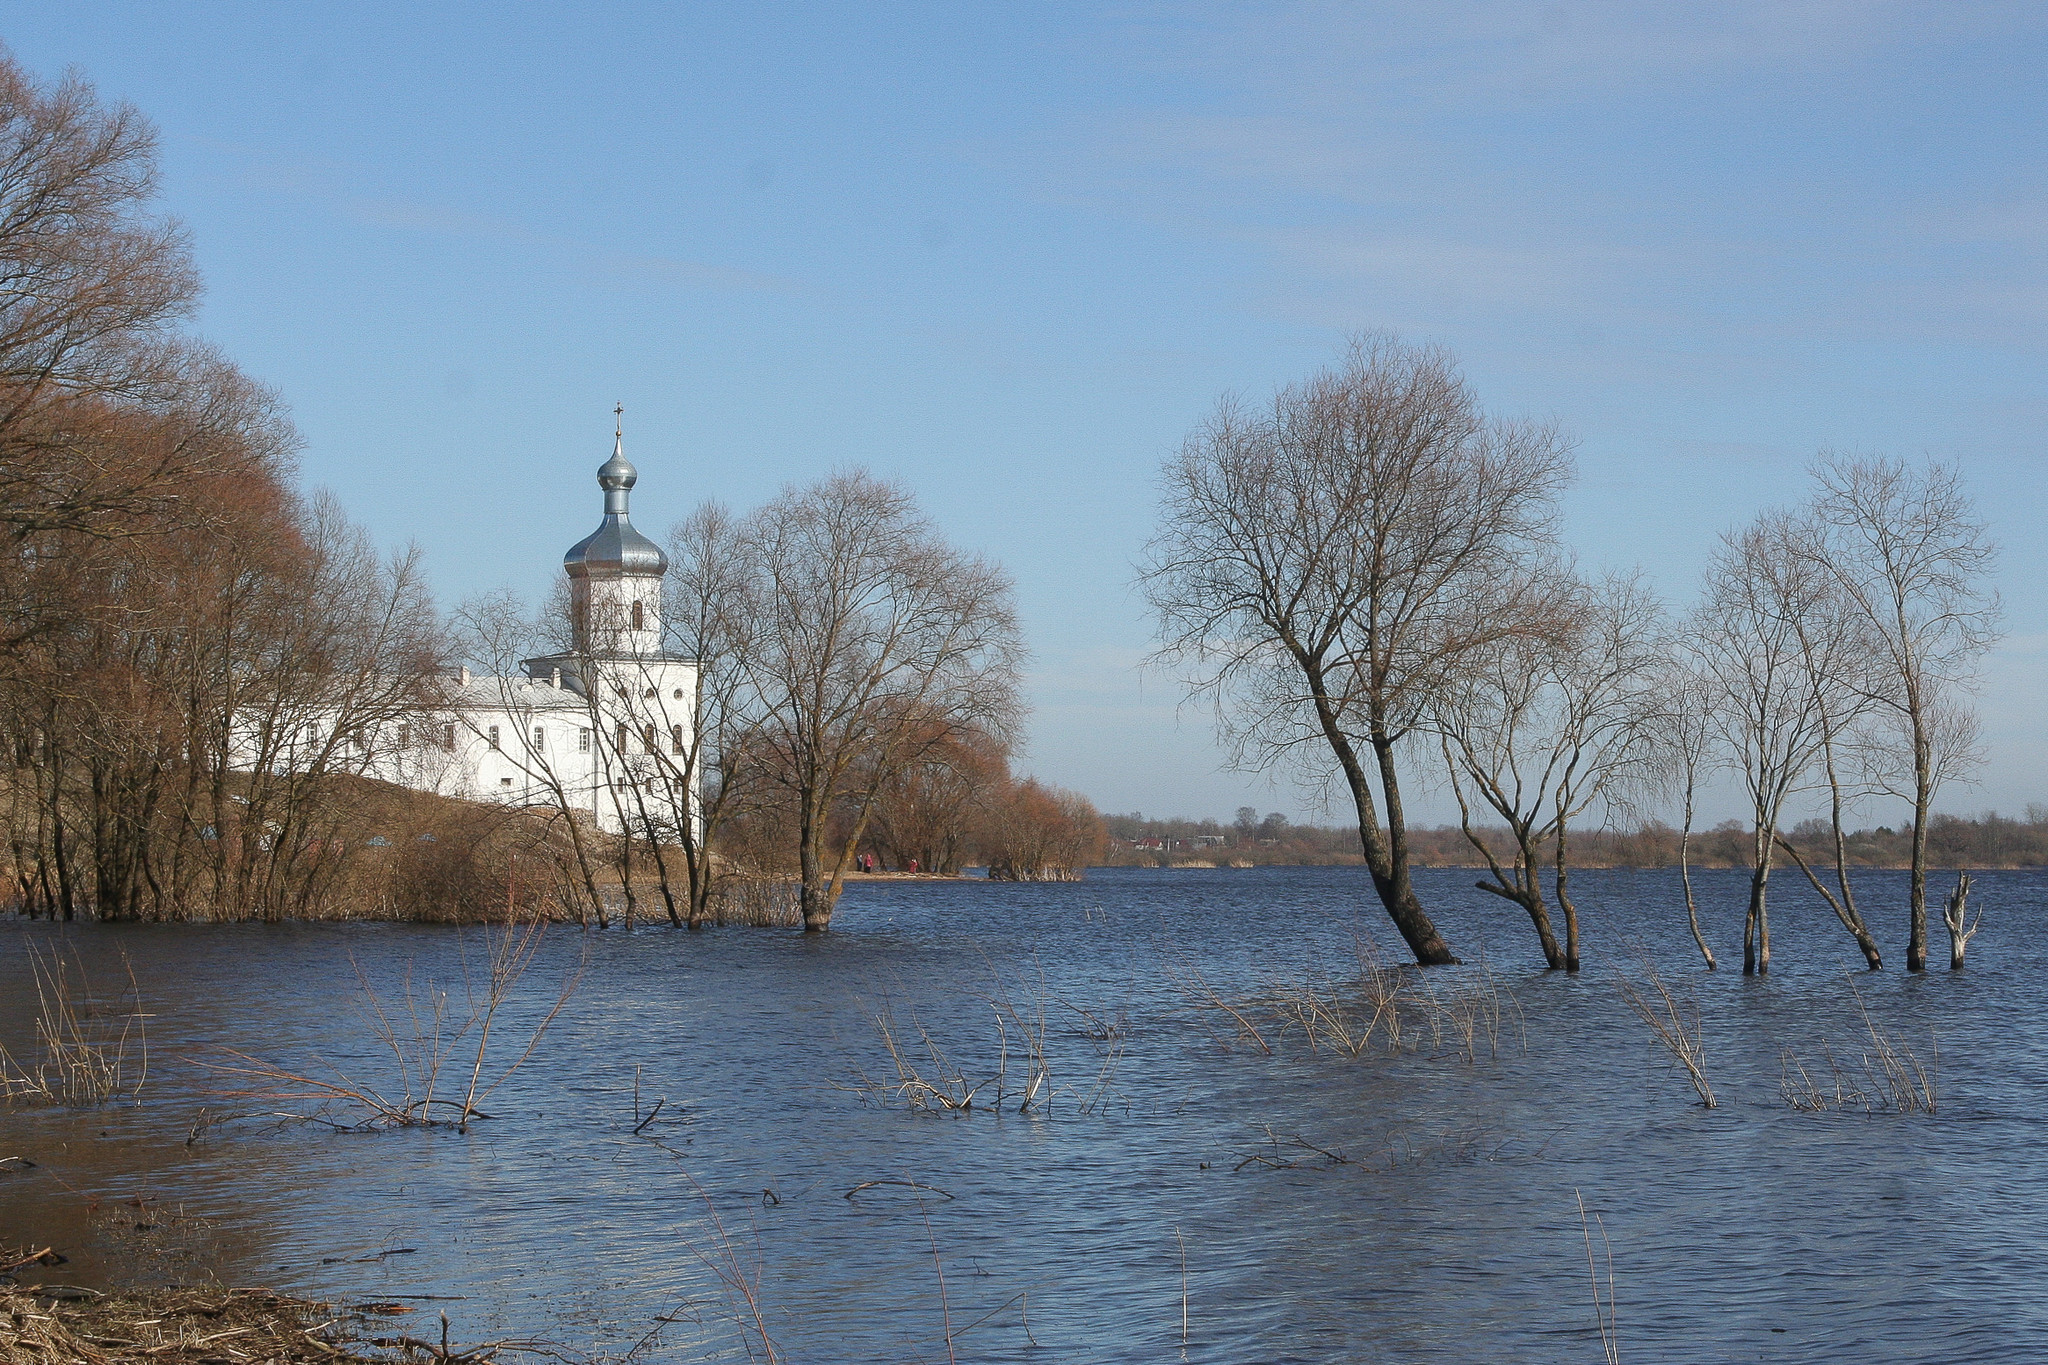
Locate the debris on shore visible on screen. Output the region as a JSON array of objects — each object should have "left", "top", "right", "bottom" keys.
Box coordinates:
[{"left": 1, "top": 1286, "right": 380, "bottom": 1364}]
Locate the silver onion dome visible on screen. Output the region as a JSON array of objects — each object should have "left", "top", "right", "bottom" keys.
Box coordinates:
[{"left": 564, "top": 428, "right": 669, "bottom": 579}]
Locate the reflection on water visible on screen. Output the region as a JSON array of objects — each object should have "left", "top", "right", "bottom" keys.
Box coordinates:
[{"left": 4, "top": 865, "right": 2047, "bottom": 1362}]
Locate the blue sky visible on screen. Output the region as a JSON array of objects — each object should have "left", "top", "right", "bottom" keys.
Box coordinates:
[{"left": 10, "top": 3, "right": 2046, "bottom": 825}]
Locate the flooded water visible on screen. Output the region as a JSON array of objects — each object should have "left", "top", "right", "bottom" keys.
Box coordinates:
[{"left": 3, "top": 865, "right": 2045, "bottom": 1363}]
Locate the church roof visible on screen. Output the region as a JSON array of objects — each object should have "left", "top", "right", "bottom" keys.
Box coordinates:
[
  {"left": 564, "top": 425, "right": 668, "bottom": 579},
  {"left": 438, "top": 675, "right": 590, "bottom": 712}
]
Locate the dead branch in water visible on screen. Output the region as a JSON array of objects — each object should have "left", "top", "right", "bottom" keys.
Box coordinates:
[
  {"left": 845, "top": 1179, "right": 954, "bottom": 1201},
  {"left": 1614, "top": 954, "right": 1715, "bottom": 1108},
  {"left": 844, "top": 961, "right": 1139, "bottom": 1117},
  {"left": 196, "top": 918, "right": 581, "bottom": 1130},
  {"left": 1942, "top": 871, "right": 1981, "bottom": 969}
]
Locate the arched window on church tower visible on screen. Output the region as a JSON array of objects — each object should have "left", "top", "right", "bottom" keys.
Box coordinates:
[
  {"left": 615, "top": 722, "right": 629, "bottom": 753},
  {"left": 671, "top": 725, "right": 685, "bottom": 754},
  {"left": 631, "top": 600, "right": 644, "bottom": 630}
]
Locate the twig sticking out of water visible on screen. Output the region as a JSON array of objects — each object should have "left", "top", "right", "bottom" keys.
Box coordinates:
[
  {"left": 669, "top": 1171, "right": 781, "bottom": 1364},
  {"left": 0, "top": 942, "right": 148, "bottom": 1107},
  {"left": 1163, "top": 951, "right": 1272, "bottom": 1055},
  {"left": 1780, "top": 977, "right": 1937, "bottom": 1114},
  {"left": 1577, "top": 1192, "right": 1620, "bottom": 1365},
  {"left": 1176, "top": 1225, "right": 1189, "bottom": 1356},
  {"left": 916, "top": 1188, "right": 958, "bottom": 1365},
  {"left": 1614, "top": 954, "right": 1715, "bottom": 1108},
  {"left": 197, "top": 917, "right": 581, "bottom": 1130}
]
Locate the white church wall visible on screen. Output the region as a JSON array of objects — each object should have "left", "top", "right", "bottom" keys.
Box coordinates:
[{"left": 228, "top": 423, "right": 702, "bottom": 841}]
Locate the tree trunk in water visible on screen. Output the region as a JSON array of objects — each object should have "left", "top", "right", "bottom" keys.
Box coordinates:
[
  {"left": 1368, "top": 734, "right": 1459, "bottom": 964},
  {"left": 1743, "top": 867, "right": 1772, "bottom": 975},
  {"left": 1755, "top": 870, "right": 1771, "bottom": 974},
  {"left": 797, "top": 787, "right": 836, "bottom": 931},
  {"left": 683, "top": 843, "right": 712, "bottom": 930},
  {"left": 1303, "top": 671, "right": 1456, "bottom": 964},
  {"left": 1475, "top": 877, "right": 1562, "bottom": 968},
  {"left": 1679, "top": 814, "right": 1715, "bottom": 969},
  {"left": 1554, "top": 821, "right": 1579, "bottom": 973},
  {"left": 1943, "top": 871, "right": 1976, "bottom": 969},
  {"left": 1774, "top": 835, "right": 1883, "bottom": 969},
  {"left": 1907, "top": 767, "right": 1932, "bottom": 972}
]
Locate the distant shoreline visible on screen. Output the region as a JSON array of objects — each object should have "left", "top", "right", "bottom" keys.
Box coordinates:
[{"left": 1094, "top": 858, "right": 2026, "bottom": 872}]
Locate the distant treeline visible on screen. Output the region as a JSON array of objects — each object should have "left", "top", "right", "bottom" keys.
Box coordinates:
[{"left": 1103, "top": 808, "right": 2048, "bottom": 870}]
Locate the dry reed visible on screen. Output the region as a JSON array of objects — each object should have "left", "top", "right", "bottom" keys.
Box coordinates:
[
  {"left": 0, "top": 1287, "right": 379, "bottom": 1364},
  {"left": 1171, "top": 934, "right": 1522, "bottom": 1064},
  {"left": 1577, "top": 1192, "right": 1620, "bottom": 1365},
  {"left": 1779, "top": 978, "right": 1937, "bottom": 1114},
  {"left": 0, "top": 943, "right": 147, "bottom": 1108}
]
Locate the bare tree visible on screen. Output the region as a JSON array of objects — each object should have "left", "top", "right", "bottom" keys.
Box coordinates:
[
  {"left": 736, "top": 469, "right": 1023, "bottom": 930},
  {"left": 1769, "top": 529, "right": 1886, "bottom": 970},
  {"left": 1436, "top": 568, "right": 1664, "bottom": 969},
  {"left": 862, "top": 723, "right": 1009, "bottom": 875},
  {"left": 1800, "top": 455, "right": 2000, "bottom": 971},
  {"left": 1141, "top": 333, "right": 1573, "bottom": 965},
  {"left": 641, "top": 501, "right": 764, "bottom": 926},
  {"left": 1690, "top": 514, "right": 1841, "bottom": 975},
  {"left": 197, "top": 494, "right": 442, "bottom": 921},
  {"left": 1654, "top": 666, "right": 1718, "bottom": 969},
  {"left": 0, "top": 53, "right": 257, "bottom": 558},
  {"left": 981, "top": 779, "right": 1105, "bottom": 882}
]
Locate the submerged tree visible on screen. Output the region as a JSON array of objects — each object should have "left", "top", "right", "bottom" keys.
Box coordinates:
[
  {"left": 1654, "top": 665, "right": 1719, "bottom": 969},
  {"left": 736, "top": 469, "right": 1023, "bottom": 930},
  {"left": 982, "top": 779, "right": 1105, "bottom": 881},
  {"left": 655, "top": 500, "right": 766, "bottom": 926},
  {"left": 1690, "top": 514, "right": 1848, "bottom": 975},
  {"left": 1800, "top": 455, "right": 1999, "bottom": 971},
  {"left": 1769, "top": 517, "right": 1887, "bottom": 971},
  {"left": 1141, "top": 333, "right": 1573, "bottom": 965},
  {"left": 1435, "top": 568, "right": 1664, "bottom": 970}
]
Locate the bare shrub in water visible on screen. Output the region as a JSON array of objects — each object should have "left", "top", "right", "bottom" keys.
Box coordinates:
[
  {"left": 0, "top": 943, "right": 147, "bottom": 1106},
  {"left": 1615, "top": 954, "right": 1715, "bottom": 1108},
  {"left": 199, "top": 918, "right": 580, "bottom": 1129},
  {"left": 844, "top": 961, "right": 1143, "bottom": 1117},
  {"left": 848, "top": 968, "right": 1056, "bottom": 1115},
  {"left": 706, "top": 874, "right": 804, "bottom": 927},
  {"left": 1779, "top": 977, "right": 1937, "bottom": 1115},
  {"left": 1173, "top": 934, "right": 1522, "bottom": 1063}
]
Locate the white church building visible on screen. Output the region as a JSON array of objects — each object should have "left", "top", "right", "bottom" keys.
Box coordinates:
[{"left": 259, "top": 425, "right": 701, "bottom": 836}]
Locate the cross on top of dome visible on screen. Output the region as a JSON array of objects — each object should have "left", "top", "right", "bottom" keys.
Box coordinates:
[{"left": 564, "top": 406, "right": 668, "bottom": 580}]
